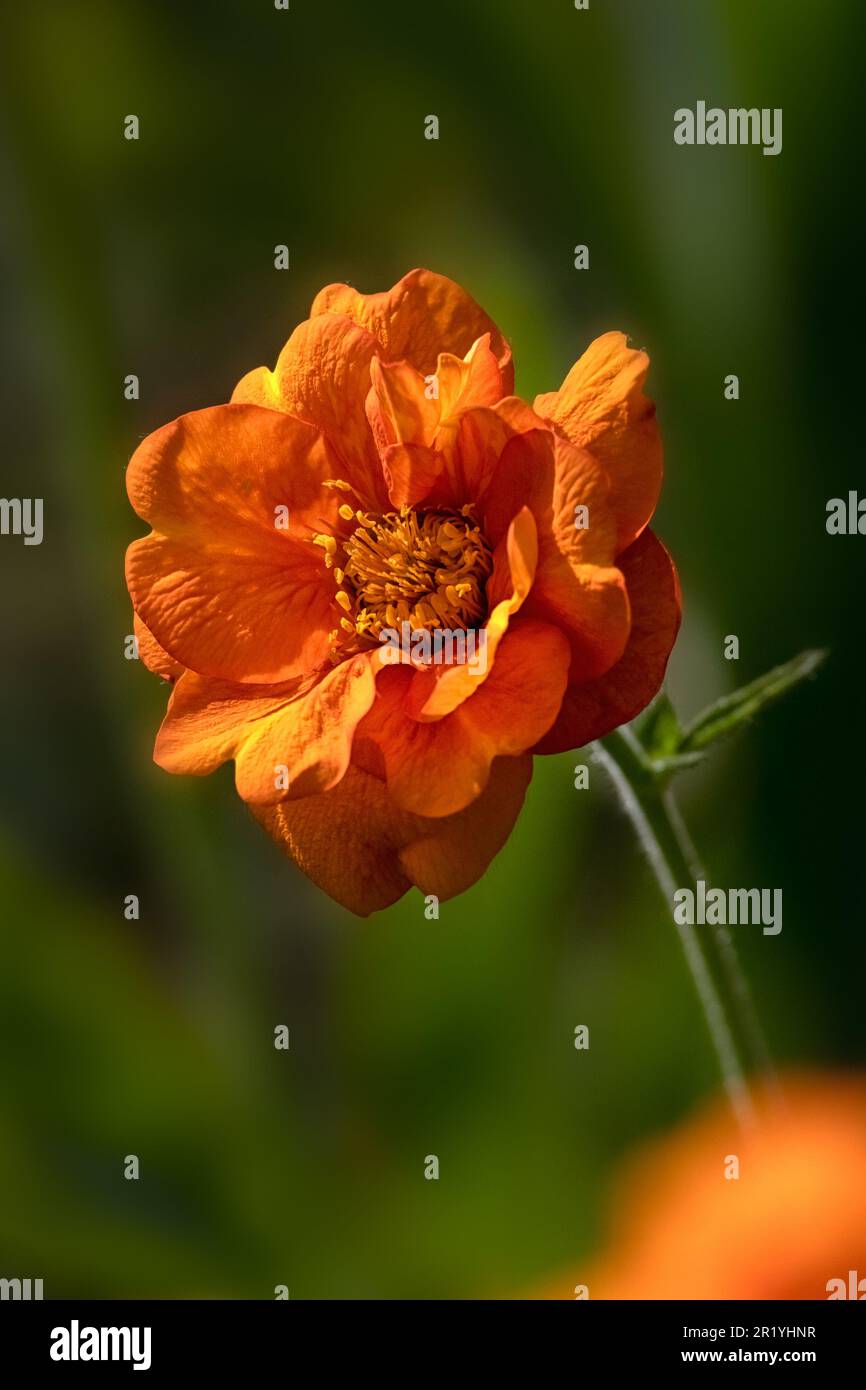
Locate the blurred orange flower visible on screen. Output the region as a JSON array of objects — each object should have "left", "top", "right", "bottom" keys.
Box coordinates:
[
  {"left": 126, "top": 269, "right": 679, "bottom": 913},
  {"left": 537, "top": 1072, "right": 866, "bottom": 1300}
]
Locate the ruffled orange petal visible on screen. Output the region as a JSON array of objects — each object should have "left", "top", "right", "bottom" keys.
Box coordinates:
[
  {"left": 379, "top": 397, "right": 541, "bottom": 513},
  {"left": 534, "top": 331, "right": 663, "bottom": 555},
  {"left": 310, "top": 267, "right": 514, "bottom": 388},
  {"left": 481, "top": 428, "right": 630, "bottom": 683},
  {"left": 481, "top": 427, "right": 617, "bottom": 564},
  {"left": 232, "top": 314, "right": 389, "bottom": 510},
  {"left": 379, "top": 442, "right": 443, "bottom": 509},
  {"left": 435, "top": 333, "right": 506, "bottom": 419},
  {"left": 408, "top": 397, "right": 538, "bottom": 513},
  {"left": 360, "top": 618, "right": 570, "bottom": 817},
  {"left": 533, "top": 529, "right": 681, "bottom": 755},
  {"left": 367, "top": 333, "right": 507, "bottom": 453},
  {"left": 154, "top": 653, "right": 377, "bottom": 804},
  {"left": 526, "top": 560, "right": 630, "bottom": 685},
  {"left": 375, "top": 407, "right": 508, "bottom": 512},
  {"left": 252, "top": 753, "right": 532, "bottom": 916},
  {"left": 366, "top": 338, "right": 512, "bottom": 509},
  {"left": 365, "top": 356, "right": 441, "bottom": 457},
  {"left": 126, "top": 404, "right": 341, "bottom": 684}
]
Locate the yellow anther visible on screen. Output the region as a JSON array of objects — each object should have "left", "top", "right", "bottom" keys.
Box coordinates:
[
  {"left": 335, "top": 590, "right": 352, "bottom": 612},
  {"left": 338, "top": 504, "right": 493, "bottom": 645},
  {"left": 338, "top": 503, "right": 355, "bottom": 522}
]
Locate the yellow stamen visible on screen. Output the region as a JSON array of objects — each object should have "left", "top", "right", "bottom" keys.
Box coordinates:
[
  {"left": 315, "top": 504, "right": 493, "bottom": 661},
  {"left": 341, "top": 505, "right": 493, "bottom": 645}
]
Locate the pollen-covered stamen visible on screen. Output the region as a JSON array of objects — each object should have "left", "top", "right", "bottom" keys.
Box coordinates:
[
  {"left": 340, "top": 504, "right": 493, "bottom": 643},
  {"left": 312, "top": 481, "right": 495, "bottom": 665}
]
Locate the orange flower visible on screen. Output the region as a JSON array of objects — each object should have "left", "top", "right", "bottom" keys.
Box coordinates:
[
  {"left": 126, "top": 269, "right": 679, "bottom": 914},
  {"left": 536, "top": 1072, "right": 866, "bottom": 1300}
]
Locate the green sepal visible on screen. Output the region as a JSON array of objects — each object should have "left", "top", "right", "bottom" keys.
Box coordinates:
[
  {"left": 678, "top": 648, "right": 827, "bottom": 754},
  {"left": 628, "top": 649, "right": 826, "bottom": 788},
  {"left": 635, "top": 692, "right": 682, "bottom": 758}
]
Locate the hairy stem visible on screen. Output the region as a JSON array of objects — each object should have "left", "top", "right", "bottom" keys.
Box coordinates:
[
  {"left": 593, "top": 726, "right": 771, "bottom": 1129},
  {"left": 661, "top": 787, "right": 780, "bottom": 1100}
]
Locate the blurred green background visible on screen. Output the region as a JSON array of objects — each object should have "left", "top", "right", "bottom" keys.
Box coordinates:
[{"left": 1, "top": 0, "right": 863, "bottom": 1298}]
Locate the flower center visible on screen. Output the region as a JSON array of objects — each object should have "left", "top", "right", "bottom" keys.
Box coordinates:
[{"left": 315, "top": 491, "right": 493, "bottom": 660}]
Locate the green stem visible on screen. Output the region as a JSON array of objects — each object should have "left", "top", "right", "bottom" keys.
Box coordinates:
[
  {"left": 661, "top": 788, "right": 780, "bottom": 1101},
  {"left": 593, "top": 726, "right": 771, "bottom": 1130}
]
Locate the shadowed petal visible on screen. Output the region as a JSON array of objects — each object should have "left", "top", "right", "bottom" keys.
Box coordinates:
[
  {"left": 133, "top": 613, "right": 184, "bottom": 682},
  {"left": 252, "top": 753, "right": 532, "bottom": 916},
  {"left": 533, "top": 529, "right": 681, "bottom": 754},
  {"left": 361, "top": 619, "right": 570, "bottom": 817},
  {"left": 482, "top": 429, "right": 631, "bottom": 682}
]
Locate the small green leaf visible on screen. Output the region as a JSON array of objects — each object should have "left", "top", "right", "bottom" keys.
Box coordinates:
[
  {"left": 678, "top": 648, "right": 827, "bottom": 754},
  {"left": 635, "top": 692, "right": 683, "bottom": 759},
  {"left": 648, "top": 750, "right": 707, "bottom": 779}
]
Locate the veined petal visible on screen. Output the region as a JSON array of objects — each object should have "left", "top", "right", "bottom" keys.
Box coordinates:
[
  {"left": 367, "top": 336, "right": 511, "bottom": 508},
  {"left": 231, "top": 313, "right": 389, "bottom": 510},
  {"left": 481, "top": 429, "right": 630, "bottom": 682},
  {"left": 380, "top": 441, "right": 443, "bottom": 509},
  {"left": 360, "top": 619, "right": 570, "bottom": 817},
  {"left": 535, "top": 331, "right": 663, "bottom": 554},
  {"left": 524, "top": 560, "right": 630, "bottom": 684},
  {"left": 533, "top": 529, "right": 681, "bottom": 754},
  {"left": 133, "top": 613, "right": 184, "bottom": 681},
  {"left": 367, "top": 333, "right": 508, "bottom": 454},
  {"left": 126, "top": 403, "right": 341, "bottom": 683},
  {"left": 480, "top": 427, "right": 618, "bottom": 565},
  {"left": 154, "top": 653, "right": 377, "bottom": 804},
  {"left": 435, "top": 333, "right": 506, "bottom": 418},
  {"left": 366, "top": 356, "right": 441, "bottom": 456},
  {"left": 252, "top": 753, "right": 532, "bottom": 916},
  {"left": 386, "top": 397, "right": 541, "bottom": 513},
  {"left": 311, "top": 267, "right": 514, "bottom": 387}
]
